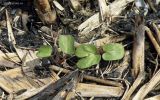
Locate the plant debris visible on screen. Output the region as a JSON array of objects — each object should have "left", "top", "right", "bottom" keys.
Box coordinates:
[{"left": 0, "top": 0, "right": 160, "bottom": 100}]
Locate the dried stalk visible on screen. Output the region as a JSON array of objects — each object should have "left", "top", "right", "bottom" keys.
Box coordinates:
[
  {"left": 133, "top": 69, "right": 160, "bottom": 100},
  {"left": 78, "top": 0, "right": 134, "bottom": 35},
  {"left": 145, "top": 95, "right": 160, "bottom": 100},
  {"left": 122, "top": 18, "right": 145, "bottom": 100},
  {"left": 6, "top": 10, "right": 16, "bottom": 45},
  {"left": 145, "top": 26, "right": 160, "bottom": 56},
  {"left": 150, "top": 22, "right": 160, "bottom": 43},
  {"left": 98, "top": 0, "right": 109, "bottom": 21},
  {"left": 122, "top": 73, "right": 145, "bottom": 100},
  {"left": 146, "top": 0, "right": 157, "bottom": 12},
  {"left": 34, "top": 0, "right": 56, "bottom": 24},
  {"left": 132, "top": 24, "right": 145, "bottom": 78},
  {"left": 49, "top": 65, "right": 123, "bottom": 87},
  {"left": 75, "top": 83, "right": 124, "bottom": 97},
  {"left": 69, "top": 0, "right": 81, "bottom": 11}
]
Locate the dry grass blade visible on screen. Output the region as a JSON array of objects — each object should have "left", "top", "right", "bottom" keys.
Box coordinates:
[{"left": 133, "top": 69, "right": 160, "bottom": 100}]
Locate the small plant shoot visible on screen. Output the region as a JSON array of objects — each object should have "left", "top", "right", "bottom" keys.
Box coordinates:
[
  {"left": 76, "top": 44, "right": 101, "bottom": 69},
  {"left": 58, "top": 35, "right": 75, "bottom": 55},
  {"left": 76, "top": 54, "right": 101, "bottom": 69},
  {"left": 58, "top": 35, "right": 125, "bottom": 68},
  {"left": 75, "top": 44, "right": 97, "bottom": 57},
  {"left": 102, "top": 43, "right": 124, "bottom": 61},
  {"left": 36, "top": 45, "right": 52, "bottom": 58}
]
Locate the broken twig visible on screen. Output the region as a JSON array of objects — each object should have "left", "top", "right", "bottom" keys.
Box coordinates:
[
  {"left": 145, "top": 26, "right": 160, "bottom": 56},
  {"left": 49, "top": 65, "right": 123, "bottom": 87}
]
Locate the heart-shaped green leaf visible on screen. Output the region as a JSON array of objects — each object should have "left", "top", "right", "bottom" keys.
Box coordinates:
[
  {"left": 102, "top": 43, "right": 124, "bottom": 61},
  {"left": 36, "top": 45, "right": 52, "bottom": 58},
  {"left": 59, "top": 35, "right": 75, "bottom": 55},
  {"left": 75, "top": 44, "right": 97, "bottom": 58},
  {"left": 76, "top": 54, "right": 101, "bottom": 69}
]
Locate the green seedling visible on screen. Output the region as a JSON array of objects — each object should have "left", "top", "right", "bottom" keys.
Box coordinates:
[
  {"left": 36, "top": 45, "right": 52, "bottom": 58},
  {"left": 102, "top": 43, "right": 124, "bottom": 61},
  {"left": 75, "top": 44, "right": 101, "bottom": 69},
  {"left": 58, "top": 35, "right": 75, "bottom": 55}
]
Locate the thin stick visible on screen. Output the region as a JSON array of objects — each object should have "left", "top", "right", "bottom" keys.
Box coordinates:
[
  {"left": 49, "top": 65, "right": 123, "bottom": 87},
  {"left": 145, "top": 26, "right": 160, "bottom": 56},
  {"left": 151, "top": 22, "right": 160, "bottom": 43}
]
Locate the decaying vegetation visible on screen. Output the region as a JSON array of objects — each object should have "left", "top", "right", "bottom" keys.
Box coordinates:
[{"left": 0, "top": 0, "right": 160, "bottom": 100}]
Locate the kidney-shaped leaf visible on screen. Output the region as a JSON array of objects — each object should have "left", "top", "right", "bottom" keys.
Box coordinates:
[
  {"left": 36, "top": 45, "right": 52, "bottom": 58},
  {"left": 59, "top": 35, "right": 75, "bottom": 55},
  {"left": 102, "top": 43, "right": 124, "bottom": 61},
  {"left": 77, "top": 54, "right": 101, "bottom": 69},
  {"left": 75, "top": 44, "right": 97, "bottom": 58}
]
